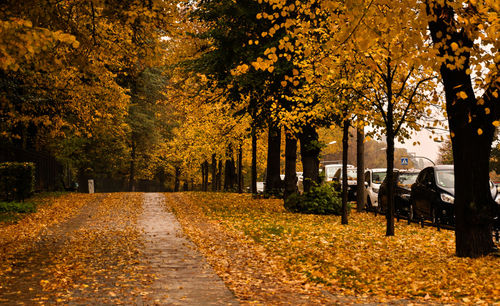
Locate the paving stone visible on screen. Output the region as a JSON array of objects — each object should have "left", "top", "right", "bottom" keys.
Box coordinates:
[{"left": 138, "top": 193, "right": 239, "bottom": 305}]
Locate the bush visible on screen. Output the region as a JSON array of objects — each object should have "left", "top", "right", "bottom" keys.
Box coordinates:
[
  {"left": 0, "top": 162, "right": 35, "bottom": 202},
  {"left": 0, "top": 201, "right": 36, "bottom": 213},
  {"left": 285, "top": 183, "right": 345, "bottom": 215}
]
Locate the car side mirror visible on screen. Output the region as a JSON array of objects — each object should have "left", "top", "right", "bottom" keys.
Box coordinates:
[{"left": 364, "top": 182, "right": 369, "bottom": 187}]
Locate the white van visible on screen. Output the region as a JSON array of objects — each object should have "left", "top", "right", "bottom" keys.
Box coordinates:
[
  {"left": 323, "top": 164, "right": 355, "bottom": 182},
  {"left": 364, "top": 168, "right": 387, "bottom": 209}
]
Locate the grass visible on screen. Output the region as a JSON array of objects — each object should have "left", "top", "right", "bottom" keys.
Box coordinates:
[
  {"left": 0, "top": 192, "right": 69, "bottom": 224},
  {"left": 182, "top": 192, "right": 500, "bottom": 304}
]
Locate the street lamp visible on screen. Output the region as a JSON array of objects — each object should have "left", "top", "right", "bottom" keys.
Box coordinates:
[{"left": 405, "top": 152, "right": 435, "bottom": 168}]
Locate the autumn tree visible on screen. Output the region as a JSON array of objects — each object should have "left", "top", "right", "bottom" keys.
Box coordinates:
[
  {"left": 185, "top": 0, "right": 287, "bottom": 195},
  {"left": 437, "top": 138, "right": 453, "bottom": 165},
  {"left": 0, "top": 0, "right": 179, "bottom": 188},
  {"left": 426, "top": 0, "right": 500, "bottom": 257}
]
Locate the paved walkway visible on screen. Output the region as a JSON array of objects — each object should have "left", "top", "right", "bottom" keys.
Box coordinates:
[
  {"left": 139, "top": 193, "right": 238, "bottom": 305},
  {"left": 0, "top": 193, "right": 238, "bottom": 305}
]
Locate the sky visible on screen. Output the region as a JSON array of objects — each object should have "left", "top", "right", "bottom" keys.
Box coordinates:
[{"left": 396, "top": 128, "right": 445, "bottom": 164}]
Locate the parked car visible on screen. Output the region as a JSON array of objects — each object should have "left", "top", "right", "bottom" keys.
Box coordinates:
[
  {"left": 322, "top": 163, "right": 355, "bottom": 182},
  {"left": 378, "top": 169, "right": 420, "bottom": 217},
  {"left": 410, "top": 165, "right": 499, "bottom": 225},
  {"left": 332, "top": 168, "right": 358, "bottom": 201},
  {"left": 364, "top": 168, "right": 387, "bottom": 210}
]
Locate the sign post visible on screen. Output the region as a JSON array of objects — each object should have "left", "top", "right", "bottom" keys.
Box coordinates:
[{"left": 88, "top": 179, "right": 94, "bottom": 194}]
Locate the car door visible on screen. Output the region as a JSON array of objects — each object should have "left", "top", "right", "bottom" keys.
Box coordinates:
[
  {"left": 421, "top": 169, "right": 438, "bottom": 219},
  {"left": 412, "top": 168, "right": 432, "bottom": 218}
]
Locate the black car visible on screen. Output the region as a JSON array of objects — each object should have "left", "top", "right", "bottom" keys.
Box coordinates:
[
  {"left": 410, "top": 165, "right": 498, "bottom": 225},
  {"left": 378, "top": 170, "right": 420, "bottom": 217},
  {"left": 332, "top": 168, "right": 358, "bottom": 201}
]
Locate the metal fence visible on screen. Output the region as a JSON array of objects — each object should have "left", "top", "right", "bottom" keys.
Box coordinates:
[
  {"left": 0, "top": 143, "right": 64, "bottom": 192},
  {"left": 77, "top": 177, "right": 166, "bottom": 193},
  {"left": 371, "top": 207, "right": 500, "bottom": 243}
]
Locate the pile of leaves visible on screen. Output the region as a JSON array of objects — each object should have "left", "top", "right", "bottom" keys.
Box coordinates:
[{"left": 170, "top": 192, "right": 500, "bottom": 304}]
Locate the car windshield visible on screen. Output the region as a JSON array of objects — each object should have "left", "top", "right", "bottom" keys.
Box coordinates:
[
  {"left": 372, "top": 171, "right": 386, "bottom": 184},
  {"left": 398, "top": 172, "right": 418, "bottom": 187},
  {"left": 435, "top": 170, "right": 454, "bottom": 188},
  {"left": 335, "top": 169, "right": 357, "bottom": 180},
  {"left": 326, "top": 167, "right": 339, "bottom": 177}
]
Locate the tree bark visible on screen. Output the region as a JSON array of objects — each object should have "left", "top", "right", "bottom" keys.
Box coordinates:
[
  {"left": 284, "top": 130, "right": 298, "bottom": 200},
  {"left": 217, "top": 160, "right": 223, "bottom": 191},
  {"left": 174, "top": 166, "right": 180, "bottom": 192},
  {"left": 251, "top": 128, "right": 258, "bottom": 194},
  {"left": 129, "top": 140, "right": 136, "bottom": 192},
  {"left": 356, "top": 127, "right": 365, "bottom": 212},
  {"left": 427, "top": 1, "right": 496, "bottom": 257},
  {"left": 237, "top": 142, "right": 243, "bottom": 193},
  {"left": 224, "top": 158, "right": 235, "bottom": 191},
  {"left": 201, "top": 163, "right": 206, "bottom": 191},
  {"left": 211, "top": 154, "right": 217, "bottom": 192},
  {"left": 202, "top": 161, "right": 209, "bottom": 191},
  {"left": 299, "top": 124, "right": 321, "bottom": 193},
  {"left": 265, "top": 122, "right": 282, "bottom": 196},
  {"left": 385, "top": 127, "right": 395, "bottom": 236},
  {"left": 341, "top": 119, "right": 349, "bottom": 225}
]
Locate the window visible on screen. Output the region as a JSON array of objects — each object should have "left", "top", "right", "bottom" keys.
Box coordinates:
[
  {"left": 435, "top": 170, "right": 454, "bottom": 188},
  {"left": 372, "top": 171, "right": 386, "bottom": 184}
]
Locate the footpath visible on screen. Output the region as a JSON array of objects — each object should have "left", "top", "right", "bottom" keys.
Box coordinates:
[{"left": 0, "top": 193, "right": 238, "bottom": 305}]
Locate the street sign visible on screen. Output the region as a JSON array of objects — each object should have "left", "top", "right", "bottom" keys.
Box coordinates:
[{"left": 401, "top": 157, "right": 409, "bottom": 166}]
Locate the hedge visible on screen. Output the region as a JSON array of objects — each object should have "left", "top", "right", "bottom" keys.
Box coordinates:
[
  {"left": 284, "top": 183, "right": 345, "bottom": 215},
  {"left": 0, "top": 162, "right": 35, "bottom": 202}
]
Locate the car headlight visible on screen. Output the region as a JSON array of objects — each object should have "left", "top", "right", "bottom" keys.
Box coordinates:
[
  {"left": 372, "top": 187, "right": 379, "bottom": 193},
  {"left": 440, "top": 193, "right": 454, "bottom": 204}
]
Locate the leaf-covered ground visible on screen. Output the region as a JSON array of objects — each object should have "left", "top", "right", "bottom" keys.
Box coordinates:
[
  {"left": 0, "top": 193, "right": 156, "bottom": 304},
  {"left": 168, "top": 192, "right": 500, "bottom": 304}
]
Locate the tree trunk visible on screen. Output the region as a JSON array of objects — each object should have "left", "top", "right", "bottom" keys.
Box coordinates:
[
  {"left": 385, "top": 128, "right": 395, "bottom": 236},
  {"left": 211, "top": 154, "right": 217, "bottom": 192},
  {"left": 299, "top": 124, "right": 321, "bottom": 193},
  {"left": 356, "top": 127, "right": 365, "bottom": 212},
  {"left": 217, "top": 160, "right": 223, "bottom": 191},
  {"left": 224, "top": 159, "right": 233, "bottom": 191},
  {"left": 341, "top": 119, "right": 349, "bottom": 225},
  {"left": 174, "top": 166, "right": 180, "bottom": 192},
  {"left": 201, "top": 162, "right": 206, "bottom": 191},
  {"left": 265, "top": 122, "right": 282, "bottom": 196},
  {"left": 251, "top": 128, "right": 258, "bottom": 194},
  {"left": 427, "top": 1, "right": 496, "bottom": 257},
  {"left": 129, "top": 140, "right": 136, "bottom": 192},
  {"left": 237, "top": 142, "right": 243, "bottom": 194},
  {"left": 202, "top": 161, "right": 209, "bottom": 191},
  {"left": 284, "top": 130, "right": 298, "bottom": 200},
  {"left": 205, "top": 161, "right": 209, "bottom": 191}
]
